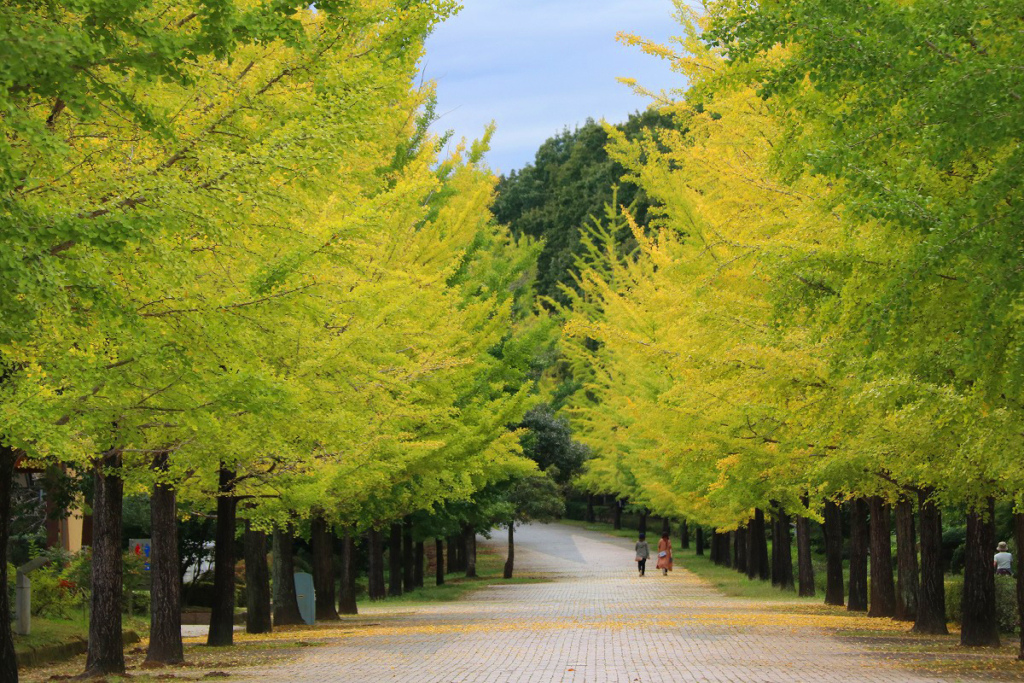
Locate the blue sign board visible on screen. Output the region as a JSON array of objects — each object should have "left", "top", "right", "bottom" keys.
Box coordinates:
[
  {"left": 294, "top": 572, "right": 315, "bottom": 626},
  {"left": 129, "top": 538, "right": 152, "bottom": 571}
]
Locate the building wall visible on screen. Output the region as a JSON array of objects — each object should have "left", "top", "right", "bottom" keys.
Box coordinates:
[{"left": 15, "top": 465, "right": 87, "bottom": 554}]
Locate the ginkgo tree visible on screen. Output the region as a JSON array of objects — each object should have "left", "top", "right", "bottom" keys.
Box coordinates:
[
  {"left": 0, "top": 0, "right": 563, "bottom": 679},
  {"left": 559, "top": 0, "right": 1024, "bottom": 656},
  {"left": 699, "top": 0, "right": 1024, "bottom": 648},
  {"left": 564, "top": 24, "right": 835, "bottom": 540},
  {"left": 251, "top": 132, "right": 548, "bottom": 613}
]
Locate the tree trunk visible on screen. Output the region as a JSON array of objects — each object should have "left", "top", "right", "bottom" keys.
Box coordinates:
[
  {"left": 961, "top": 499, "right": 999, "bottom": 647},
  {"left": 273, "top": 525, "right": 304, "bottom": 624},
  {"left": 754, "top": 509, "right": 770, "bottom": 581},
  {"left": 734, "top": 526, "right": 747, "bottom": 575},
  {"left": 145, "top": 457, "right": 184, "bottom": 665},
  {"left": 311, "top": 516, "right": 339, "bottom": 621},
  {"left": 680, "top": 519, "right": 689, "bottom": 549},
  {"left": 457, "top": 533, "right": 467, "bottom": 572},
  {"left": 823, "top": 500, "right": 845, "bottom": 606},
  {"left": 638, "top": 510, "right": 648, "bottom": 535},
  {"left": 746, "top": 518, "right": 758, "bottom": 580},
  {"left": 770, "top": 514, "right": 780, "bottom": 585},
  {"left": 720, "top": 532, "right": 732, "bottom": 567},
  {"left": 612, "top": 501, "right": 622, "bottom": 530},
  {"left": 894, "top": 498, "right": 919, "bottom": 621},
  {"left": 770, "top": 518, "right": 778, "bottom": 589},
  {"left": 85, "top": 450, "right": 126, "bottom": 675},
  {"left": 848, "top": 499, "right": 869, "bottom": 612},
  {"left": 585, "top": 495, "right": 595, "bottom": 523},
  {"left": 661, "top": 517, "right": 671, "bottom": 537},
  {"left": 503, "top": 524, "right": 515, "bottom": 579},
  {"left": 774, "top": 509, "right": 794, "bottom": 591},
  {"left": 709, "top": 529, "right": 720, "bottom": 564},
  {"left": 447, "top": 535, "right": 458, "bottom": 573},
  {"left": 243, "top": 522, "right": 272, "bottom": 634},
  {"left": 868, "top": 497, "right": 897, "bottom": 618},
  {"left": 388, "top": 523, "right": 403, "bottom": 597},
  {"left": 1015, "top": 513, "right": 1024, "bottom": 660},
  {"left": 207, "top": 465, "right": 238, "bottom": 647},
  {"left": 913, "top": 491, "right": 947, "bottom": 634},
  {"left": 402, "top": 519, "right": 415, "bottom": 593},
  {"left": 796, "top": 515, "right": 815, "bottom": 597},
  {"left": 1, "top": 446, "right": 20, "bottom": 683},
  {"left": 435, "top": 539, "right": 445, "bottom": 586},
  {"left": 695, "top": 526, "right": 704, "bottom": 556},
  {"left": 338, "top": 529, "right": 358, "bottom": 615},
  {"left": 414, "top": 541, "right": 424, "bottom": 588},
  {"left": 464, "top": 525, "right": 477, "bottom": 578},
  {"left": 367, "top": 528, "right": 386, "bottom": 601}
]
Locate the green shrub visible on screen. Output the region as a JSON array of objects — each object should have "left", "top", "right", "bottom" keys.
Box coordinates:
[
  {"left": 29, "top": 568, "right": 80, "bottom": 619},
  {"left": 996, "top": 577, "right": 1018, "bottom": 633},
  {"left": 119, "top": 551, "right": 151, "bottom": 615},
  {"left": 563, "top": 500, "right": 588, "bottom": 521},
  {"left": 57, "top": 548, "right": 92, "bottom": 616},
  {"left": 13, "top": 548, "right": 82, "bottom": 620},
  {"left": 182, "top": 582, "right": 217, "bottom": 608},
  {"left": 945, "top": 578, "right": 962, "bottom": 623},
  {"left": 180, "top": 580, "right": 246, "bottom": 610},
  {"left": 18, "top": 546, "right": 155, "bottom": 617},
  {"left": 945, "top": 576, "right": 1018, "bottom": 633},
  {"left": 123, "top": 587, "right": 151, "bottom": 616}
]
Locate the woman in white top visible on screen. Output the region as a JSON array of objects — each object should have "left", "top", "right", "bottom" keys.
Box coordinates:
[{"left": 993, "top": 541, "right": 1013, "bottom": 576}]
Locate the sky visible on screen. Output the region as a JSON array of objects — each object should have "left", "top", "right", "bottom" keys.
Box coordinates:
[{"left": 422, "top": 0, "right": 683, "bottom": 176}]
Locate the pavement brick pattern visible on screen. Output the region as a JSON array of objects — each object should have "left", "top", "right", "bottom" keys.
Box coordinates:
[{"left": 238, "top": 524, "right": 949, "bottom": 683}]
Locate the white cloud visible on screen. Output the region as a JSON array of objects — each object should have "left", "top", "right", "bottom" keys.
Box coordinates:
[{"left": 423, "top": 0, "right": 684, "bottom": 173}]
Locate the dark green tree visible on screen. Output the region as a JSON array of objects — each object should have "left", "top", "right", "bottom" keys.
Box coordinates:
[
  {"left": 491, "top": 110, "right": 674, "bottom": 304},
  {"left": 518, "top": 405, "right": 588, "bottom": 485}
]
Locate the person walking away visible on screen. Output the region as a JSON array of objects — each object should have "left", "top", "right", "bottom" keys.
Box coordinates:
[
  {"left": 994, "top": 541, "right": 1013, "bottom": 576},
  {"left": 657, "top": 531, "right": 673, "bottom": 576},
  {"left": 635, "top": 533, "right": 650, "bottom": 576}
]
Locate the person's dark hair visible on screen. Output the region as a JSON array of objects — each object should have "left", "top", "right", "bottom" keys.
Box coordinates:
[
  {"left": 638, "top": 533, "right": 646, "bottom": 540},
  {"left": 662, "top": 532, "right": 670, "bottom": 539}
]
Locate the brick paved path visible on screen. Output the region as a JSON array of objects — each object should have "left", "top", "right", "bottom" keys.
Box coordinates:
[{"left": 240, "top": 523, "right": 950, "bottom": 683}]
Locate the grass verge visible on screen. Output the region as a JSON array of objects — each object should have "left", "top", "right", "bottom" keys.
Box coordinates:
[
  {"left": 15, "top": 614, "right": 148, "bottom": 655},
  {"left": 21, "top": 542, "right": 544, "bottom": 682},
  {"left": 13, "top": 615, "right": 88, "bottom": 654},
  {"left": 364, "top": 541, "right": 548, "bottom": 608}
]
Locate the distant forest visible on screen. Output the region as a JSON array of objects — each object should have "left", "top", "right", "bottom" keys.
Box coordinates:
[{"left": 492, "top": 109, "right": 674, "bottom": 305}]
